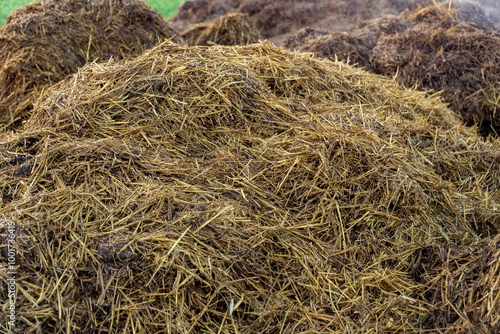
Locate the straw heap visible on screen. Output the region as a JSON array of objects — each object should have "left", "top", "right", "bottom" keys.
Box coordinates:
[
  {"left": 0, "top": 0, "right": 183, "bottom": 129},
  {"left": 0, "top": 40, "right": 498, "bottom": 332}
]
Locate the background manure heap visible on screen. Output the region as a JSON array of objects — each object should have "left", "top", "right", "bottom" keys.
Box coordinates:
[
  {"left": 170, "top": 0, "right": 500, "bottom": 43},
  {"left": 0, "top": 0, "right": 183, "bottom": 130},
  {"left": 181, "top": 13, "right": 261, "bottom": 46},
  {"left": 0, "top": 41, "right": 499, "bottom": 332},
  {"left": 284, "top": 3, "right": 500, "bottom": 137},
  {"left": 170, "top": 0, "right": 444, "bottom": 44}
]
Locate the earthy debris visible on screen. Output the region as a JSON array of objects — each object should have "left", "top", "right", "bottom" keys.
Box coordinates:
[{"left": 372, "top": 4, "right": 500, "bottom": 136}]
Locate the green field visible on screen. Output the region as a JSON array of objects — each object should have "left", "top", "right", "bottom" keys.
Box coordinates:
[{"left": 0, "top": 0, "right": 187, "bottom": 26}]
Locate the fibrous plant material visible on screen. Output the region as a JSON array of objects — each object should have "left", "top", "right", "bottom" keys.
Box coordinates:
[
  {"left": 182, "top": 13, "right": 261, "bottom": 46},
  {"left": 0, "top": 0, "right": 184, "bottom": 129},
  {"left": 0, "top": 41, "right": 499, "bottom": 333},
  {"left": 284, "top": 3, "right": 500, "bottom": 137}
]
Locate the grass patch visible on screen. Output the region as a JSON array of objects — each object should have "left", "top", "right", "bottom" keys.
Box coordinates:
[
  {"left": 148, "top": 0, "right": 187, "bottom": 20},
  {"left": 0, "top": 0, "right": 187, "bottom": 26}
]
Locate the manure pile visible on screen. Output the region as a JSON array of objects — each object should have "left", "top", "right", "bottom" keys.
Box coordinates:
[
  {"left": 0, "top": 0, "right": 183, "bottom": 129},
  {"left": 285, "top": 3, "right": 500, "bottom": 137},
  {"left": 170, "top": 0, "right": 437, "bottom": 44},
  {"left": 182, "top": 13, "right": 261, "bottom": 46},
  {"left": 1, "top": 41, "right": 499, "bottom": 333}
]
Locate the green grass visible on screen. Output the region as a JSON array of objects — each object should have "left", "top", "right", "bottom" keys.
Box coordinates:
[
  {"left": 0, "top": 0, "right": 187, "bottom": 26},
  {"left": 0, "top": 0, "right": 32, "bottom": 26},
  {"left": 148, "top": 0, "right": 187, "bottom": 21}
]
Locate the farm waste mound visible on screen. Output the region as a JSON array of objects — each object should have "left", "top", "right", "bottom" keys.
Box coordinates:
[
  {"left": 0, "top": 0, "right": 183, "bottom": 130},
  {"left": 182, "top": 13, "right": 261, "bottom": 46},
  {"left": 169, "top": 0, "right": 436, "bottom": 44},
  {"left": 0, "top": 41, "right": 499, "bottom": 333},
  {"left": 284, "top": 3, "right": 500, "bottom": 137}
]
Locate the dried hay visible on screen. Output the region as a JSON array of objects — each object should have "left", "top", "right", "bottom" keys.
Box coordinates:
[
  {"left": 0, "top": 41, "right": 499, "bottom": 333},
  {"left": 0, "top": 0, "right": 183, "bottom": 130},
  {"left": 182, "top": 13, "right": 261, "bottom": 46},
  {"left": 284, "top": 3, "right": 500, "bottom": 137}
]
